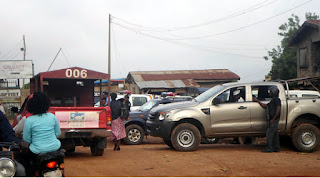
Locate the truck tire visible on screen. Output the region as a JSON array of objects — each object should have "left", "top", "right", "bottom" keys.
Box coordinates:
[
  {"left": 163, "top": 139, "right": 174, "bottom": 149},
  {"left": 238, "top": 137, "right": 258, "bottom": 145},
  {"left": 124, "top": 124, "right": 145, "bottom": 145},
  {"left": 291, "top": 124, "right": 320, "bottom": 152},
  {"left": 90, "top": 139, "right": 106, "bottom": 156},
  {"left": 171, "top": 123, "right": 201, "bottom": 151},
  {"left": 66, "top": 146, "right": 75, "bottom": 153},
  {"left": 202, "top": 137, "right": 219, "bottom": 144}
]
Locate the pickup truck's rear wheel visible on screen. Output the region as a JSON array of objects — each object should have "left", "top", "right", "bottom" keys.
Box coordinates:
[
  {"left": 90, "top": 138, "right": 106, "bottom": 156},
  {"left": 163, "top": 139, "right": 174, "bottom": 149},
  {"left": 124, "top": 124, "right": 145, "bottom": 145},
  {"left": 291, "top": 124, "right": 320, "bottom": 152},
  {"left": 171, "top": 123, "right": 201, "bottom": 151},
  {"left": 66, "top": 146, "right": 76, "bottom": 153}
]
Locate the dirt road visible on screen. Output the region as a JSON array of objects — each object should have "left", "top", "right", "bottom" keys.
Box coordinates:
[{"left": 64, "top": 136, "right": 320, "bottom": 177}]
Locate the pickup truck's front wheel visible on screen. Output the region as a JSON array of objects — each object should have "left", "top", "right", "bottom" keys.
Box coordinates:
[
  {"left": 171, "top": 123, "right": 201, "bottom": 151},
  {"left": 292, "top": 124, "right": 320, "bottom": 152}
]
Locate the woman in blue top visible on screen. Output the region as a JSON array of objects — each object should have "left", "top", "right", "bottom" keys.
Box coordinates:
[
  {"left": 23, "top": 91, "right": 61, "bottom": 153},
  {"left": 20, "top": 91, "right": 61, "bottom": 176}
]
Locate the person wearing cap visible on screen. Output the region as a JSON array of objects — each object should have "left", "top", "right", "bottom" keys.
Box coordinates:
[
  {"left": 253, "top": 86, "right": 281, "bottom": 153},
  {"left": 118, "top": 94, "right": 131, "bottom": 121}
]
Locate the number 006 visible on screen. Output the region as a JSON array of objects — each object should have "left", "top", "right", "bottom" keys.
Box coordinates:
[{"left": 65, "top": 69, "right": 87, "bottom": 78}]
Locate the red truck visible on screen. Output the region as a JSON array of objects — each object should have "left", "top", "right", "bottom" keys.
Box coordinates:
[{"left": 14, "top": 67, "right": 112, "bottom": 156}]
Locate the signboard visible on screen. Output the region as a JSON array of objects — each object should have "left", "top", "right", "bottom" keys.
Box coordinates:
[
  {"left": 0, "top": 60, "right": 33, "bottom": 79},
  {"left": 55, "top": 111, "right": 100, "bottom": 128},
  {"left": 0, "top": 89, "right": 21, "bottom": 102}
]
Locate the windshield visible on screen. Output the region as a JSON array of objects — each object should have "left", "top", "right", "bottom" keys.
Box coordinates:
[
  {"left": 194, "top": 85, "right": 226, "bottom": 103},
  {"left": 137, "top": 100, "right": 159, "bottom": 112}
]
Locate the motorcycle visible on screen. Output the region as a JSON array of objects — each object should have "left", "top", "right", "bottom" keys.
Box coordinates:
[
  {"left": 0, "top": 142, "right": 65, "bottom": 177},
  {"left": 31, "top": 149, "right": 65, "bottom": 177},
  {"left": 0, "top": 142, "right": 25, "bottom": 177}
]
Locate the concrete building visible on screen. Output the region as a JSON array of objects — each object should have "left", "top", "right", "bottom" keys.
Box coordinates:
[{"left": 125, "top": 69, "right": 240, "bottom": 96}]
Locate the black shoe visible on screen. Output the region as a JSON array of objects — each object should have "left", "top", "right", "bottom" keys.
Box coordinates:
[
  {"left": 113, "top": 144, "right": 117, "bottom": 151},
  {"left": 117, "top": 146, "right": 120, "bottom": 151},
  {"left": 262, "top": 150, "right": 273, "bottom": 153}
]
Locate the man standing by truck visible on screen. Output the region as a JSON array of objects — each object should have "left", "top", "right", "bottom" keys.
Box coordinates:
[{"left": 253, "top": 86, "right": 281, "bottom": 153}]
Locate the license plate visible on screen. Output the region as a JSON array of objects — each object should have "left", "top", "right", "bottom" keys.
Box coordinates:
[{"left": 43, "top": 170, "right": 62, "bottom": 177}]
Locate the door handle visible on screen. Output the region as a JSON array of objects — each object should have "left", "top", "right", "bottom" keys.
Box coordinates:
[{"left": 238, "top": 106, "right": 247, "bottom": 110}]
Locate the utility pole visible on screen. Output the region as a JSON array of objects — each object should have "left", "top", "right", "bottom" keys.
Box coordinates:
[
  {"left": 107, "top": 14, "right": 111, "bottom": 106},
  {"left": 22, "top": 35, "right": 26, "bottom": 89}
]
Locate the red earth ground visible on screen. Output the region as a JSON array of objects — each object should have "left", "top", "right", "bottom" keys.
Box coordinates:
[{"left": 64, "top": 136, "right": 320, "bottom": 177}]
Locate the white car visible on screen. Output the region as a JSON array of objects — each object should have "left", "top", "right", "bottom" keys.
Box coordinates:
[
  {"left": 94, "top": 94, "right": 153, "bottom": 111},
  {"left": 287, "top": 90, "right": 320, "bottom": 98}
]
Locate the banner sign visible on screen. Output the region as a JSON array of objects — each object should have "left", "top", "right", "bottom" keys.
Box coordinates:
[
  {"left": 0, "top": 60, "right": 33, "bottom": 79},
  {"left": 0, "top": 89, "right": 21, "bottom": 102}
]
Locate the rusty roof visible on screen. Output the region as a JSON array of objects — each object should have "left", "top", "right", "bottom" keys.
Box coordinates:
[
  {"left": 307, "top": 20, "right": 320, "bottom": 26},
  {"left": 135, "top": 80, "right": 199, "bottom": 89},
  {"left": 128, "top": 69, "right": 240, "bottom": 82},
  {"left": 289, "top": 20, "right": 320, "bottom": 46}
]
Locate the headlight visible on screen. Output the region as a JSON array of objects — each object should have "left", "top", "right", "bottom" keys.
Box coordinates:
[
  {"left": 0, "top": 158, "right": 16, "bottom": 177},
  {"left": 159, "top": 111, "right": 171, "bottom": 121}
]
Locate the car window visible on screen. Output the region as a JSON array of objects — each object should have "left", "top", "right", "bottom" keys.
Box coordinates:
[
  {"left": 137, "top": 100, "right": 159, "bottom": 112},
  {"left": 290, "top": 94, "right": 298, "bottom": 98},
  {"left": 215, "top": 86, "right": 246, "bottom": 103},
  {"left": 302, "top": 94, "right": 320, "bottom": 98},
  {"left": 132, "top": 97, "right": 148, "bottom": 107},
  {"left": 194, "top": 85, "right": 226, "bottom": 102},
  {"left": 251, "top": 85, "right": 274, "bottom": 101}
]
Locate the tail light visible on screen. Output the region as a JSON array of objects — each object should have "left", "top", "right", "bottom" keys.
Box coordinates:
[
  {"left": 46, "top": 161, "right": 57, "bottom": 168},
  {"left": 106, "top": 106, "right": 112, "bottom": 130}
]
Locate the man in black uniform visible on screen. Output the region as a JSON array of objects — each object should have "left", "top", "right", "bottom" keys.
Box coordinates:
[
  {"left": 253, "top": 86, "right": 281, "bottom": 153},
  {"left": 0, "top": 110, "right": 26, "bottom": 176},
  {"left": 0, "top": 110, "right": 19, "bottom": 143}
]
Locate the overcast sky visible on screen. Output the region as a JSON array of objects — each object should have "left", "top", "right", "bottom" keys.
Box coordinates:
[{"left": 0, "top": 0, "right": 319, "bottom": 83}]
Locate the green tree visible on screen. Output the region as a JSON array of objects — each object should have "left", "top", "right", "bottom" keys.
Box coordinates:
[{"left": 264, "top": 12, "right": 319, "bottom": 80}]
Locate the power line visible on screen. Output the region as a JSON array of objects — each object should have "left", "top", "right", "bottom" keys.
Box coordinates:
[
  {"left": 111, "top": 25, "right": 127, "bottom": 77},
  {"left": 112, "top": 0, "right": 279, "bottom": 31},
  {"left": 163, "top": 0, "right": 313, "bottom": 40},
  {"left": 0, "top": 39, "right": 23, "bottom": 59},
  {"left": 113, "top": 22, "right": 264, "bottom": 59},
  {"left": 61, "top": 49, "right": 71, "bottom": 67},
  {"left": 11, "top": 50, "right": 22, "bottom": 59}
]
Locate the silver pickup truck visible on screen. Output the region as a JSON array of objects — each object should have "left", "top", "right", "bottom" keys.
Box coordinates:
[{"left": 146, "top": 82, "right": 320, "bottom": 152}]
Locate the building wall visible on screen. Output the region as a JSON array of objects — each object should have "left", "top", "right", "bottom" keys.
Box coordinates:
[{"left": 296, "top": 29, "right": 320, "bottom": 78}]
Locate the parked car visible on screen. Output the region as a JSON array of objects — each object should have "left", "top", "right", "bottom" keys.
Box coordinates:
[
  {"left": 147, "top": 81, "right": 320, "bottom": 152},
  {"left": 123, "top": 97, "right": 191, "bottom": 145},
  {"left": 94, "top": 94, "right": 153, "bottom": 111}
]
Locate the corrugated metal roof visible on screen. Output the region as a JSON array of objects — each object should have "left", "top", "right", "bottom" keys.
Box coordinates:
[
  {"left": 136, "top": 80, "right": 199, "bottom": 89},
  {"left": 129, "top": 69, "right": 240, "bottom": 82}
]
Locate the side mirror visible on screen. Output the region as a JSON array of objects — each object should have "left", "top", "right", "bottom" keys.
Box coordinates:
[{"left": 213, "top": 98, "right": 222, "bottom": 105}]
